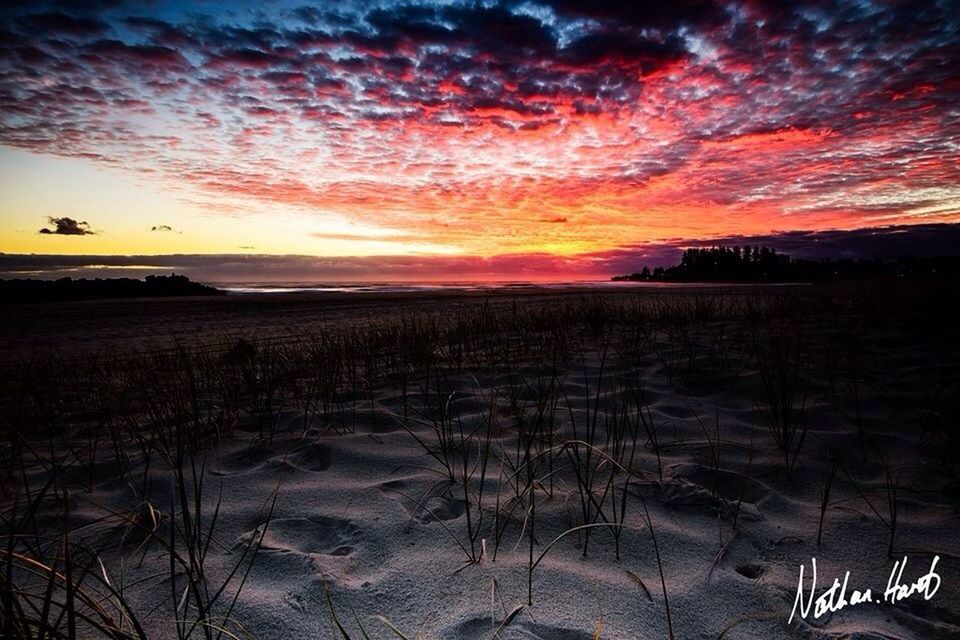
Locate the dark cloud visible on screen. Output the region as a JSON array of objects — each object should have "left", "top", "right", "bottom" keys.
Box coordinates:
[
  {"left": 543, "top": 0, "right": 728, "bottom": 30},
  {"left": 122, "top": 16, "right": 200, "bottom": 48},
  {"left": 559, "top": 32, "right": 687, "bottom": 70},
  {"left": 686, "top": 224, "right": 960, "bottom": 262},
  {"left": 292, "top": 7, "right": 325, "bottom": 25},
  {"left": 82, "top": 39, "right": 190, "bottom": 70},
  {"left": 205, "top": 47, "right": 282, "bottom": 69},
  {"left": 38, "top": 217, "right": 96, "bottom": 236},
  {"left": 16, "top": 12, "right": 109, "bottom": 37},
  {"left": 151, "top": 224, "right": 174, "bottom": 232}
]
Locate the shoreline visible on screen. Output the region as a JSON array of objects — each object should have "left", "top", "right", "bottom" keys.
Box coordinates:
[{"left": 0, "top": 282, "right": 835, "bottom": 360}]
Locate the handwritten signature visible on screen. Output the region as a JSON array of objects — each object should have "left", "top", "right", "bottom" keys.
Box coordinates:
[{"left": 789, "top": 555, "right": 941, "bottom": 624}]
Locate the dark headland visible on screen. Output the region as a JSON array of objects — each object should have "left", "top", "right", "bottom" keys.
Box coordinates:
[{"left": 0, "top": 274, "right": 223, "bottom": 304}]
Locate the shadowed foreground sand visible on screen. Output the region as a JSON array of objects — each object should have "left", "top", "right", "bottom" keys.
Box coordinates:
[{"left": 2, "top": 284, "right": 958, "bottom": 639}]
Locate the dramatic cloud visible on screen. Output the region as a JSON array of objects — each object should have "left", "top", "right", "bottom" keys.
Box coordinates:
[
  {"left": 1, "top": 1, "right": 959, "bottom": 259},
  {"left": 38, "top": 217, "right": 95, "bottom": 236}
]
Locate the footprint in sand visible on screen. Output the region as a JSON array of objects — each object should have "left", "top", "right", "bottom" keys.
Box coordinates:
[
  {"left": 677, "top": 464, "right": 769, "bottom": 504},
  {"left": 735, "top": 563, "right": 766, "bottom": 580},
  {"left": 379, "top": 479, "right": 466, "bottom": 523},
  {"left": 415, "top": 494, "right": 466, "bottom": 522},
  {"left": 453, "top": 617, "right": 595, "bottom": 640},
  {"left": 238, "top": 516, "right": 358, "bottom": 556},
  {"left": 286, "top": 441, "right": 332, "bottom": 472},
  {"left": 283, "top": 593, "right": 307, "bottom": 613},
  {"left": 656, "top": 463, "right": 770, "bottom": 521},
  {"left": 213, "top": 441, "right": 332, "bottom": 476},
  {"left": 212, "top": 444, "right": 276, "bottom": 476}
]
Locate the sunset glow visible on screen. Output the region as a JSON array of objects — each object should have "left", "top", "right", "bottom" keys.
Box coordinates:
[{"left": 2, "top": 1, "right": 959, "bottom": 280}]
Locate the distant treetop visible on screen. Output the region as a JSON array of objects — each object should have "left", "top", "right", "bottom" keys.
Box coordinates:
[{"left": 611, "top": 246, "right": 960, "bottom": 282}]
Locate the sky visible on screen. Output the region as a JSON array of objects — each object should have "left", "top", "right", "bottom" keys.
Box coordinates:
[{"left": 1, "top": 0, "right": 959, "bottom": 281}]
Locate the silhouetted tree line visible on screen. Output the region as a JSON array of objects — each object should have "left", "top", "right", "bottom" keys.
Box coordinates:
[
  {"left": 612, "top": 245, "right": 960, "bottom": 282},
  {"left": 0, "top": 274, "right": 223, "bottom": 303}
]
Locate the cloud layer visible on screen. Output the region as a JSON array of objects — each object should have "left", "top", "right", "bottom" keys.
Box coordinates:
[{"left": 1, "top": 1, "right": 959, "bottom": 255}]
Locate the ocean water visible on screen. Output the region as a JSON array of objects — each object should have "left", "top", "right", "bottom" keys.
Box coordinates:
[{"left": 213, "top": 281, "right": 744, "bottom": 294}]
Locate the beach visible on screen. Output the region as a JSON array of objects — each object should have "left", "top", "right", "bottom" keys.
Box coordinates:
[{"left": 2, "top": 283, "right": 959, "bottom": 639}]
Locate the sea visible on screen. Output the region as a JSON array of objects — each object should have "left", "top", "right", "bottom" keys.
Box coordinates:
[{"left": 212, "top": 281, "right": 760, "bottom": 294}]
